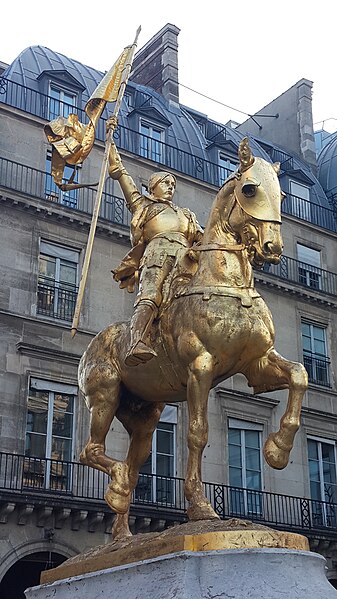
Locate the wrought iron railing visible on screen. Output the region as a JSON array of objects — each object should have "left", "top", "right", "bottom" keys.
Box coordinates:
[
  {"left": 0, "top": 156, "right": 130, "bottom": 228},
  {"left": 283, "top": 193, "right": 337, "bottom": 232},
  {"left": 261, "top": 254, "right": 337, "bottom": 297},
  {"left": 303, "top": 352, "right": 331, "bottom": 387},
  {"left": 1, "top": 451, "right": 336, "bottom": 533},
  {"left": 37, "top": 278, "right": 77, "bottom": 321},
  {"left": 2, "top": 154, "right": 337, "bottom": 237}
]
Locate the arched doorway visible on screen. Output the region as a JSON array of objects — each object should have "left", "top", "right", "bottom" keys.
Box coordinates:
[{"left": 0, "top": 551, "right": 67, "bottom": 598}]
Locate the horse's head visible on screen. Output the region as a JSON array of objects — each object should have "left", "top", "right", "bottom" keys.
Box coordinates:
[{"left": 230, "top": 138, "right": 284, "bottom": 267}]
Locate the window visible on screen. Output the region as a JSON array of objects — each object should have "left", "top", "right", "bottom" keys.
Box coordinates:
[
  {"left": 24, "top": 378, "right": 76, "bottom": 491},
  {"left": 228, "top": 419, "right": 263, "bottom": 517},
  {"left": 37, "top": 240, "right": 78, "bottom": 322},
  {"left": 297, "top": 244, "right": 321, "bottom": 290},
  {"left": 308, "top": 437, "right": 337, "bottom": 527},
  {"left": 289, "top": 181, "right": 311, "bottom": 221},
  {"left": 45, "top": 153, "right": 79, "bottom": 208},
  {"left": 301, "top": 321, "right": 330, "bottom": 386},
  {"left": 140, "top": 120, "right": 163, "bottom": 162},
  {"left": 218, "top": 152, "right": 236, "bottom": 185},
  {"left": 135, "top": 405, "right": 177, "bottom": 505},
  {"left": 48, "top": 86, "right": 76, "bottom": 121}
]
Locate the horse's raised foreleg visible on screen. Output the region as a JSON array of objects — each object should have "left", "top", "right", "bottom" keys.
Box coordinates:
[
  {"left": 185, "top": 352, "right": 219, "bottom": 521},
  {"left": 246, "top": 348, "right": 308, "bottom": 470},
  {"left": 111, "top": 400, "right": 165, "bottom": 539},
  {"left": 80, "top": 372, "right": 131, "bottom": 515}
]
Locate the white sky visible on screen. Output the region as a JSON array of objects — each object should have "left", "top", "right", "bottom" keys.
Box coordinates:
[{"left": 2, "top": 0, "right": 337, "bottom": 132}]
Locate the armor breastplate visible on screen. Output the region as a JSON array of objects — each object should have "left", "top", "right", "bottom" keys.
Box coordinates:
[{"left": 143, "top": 204, "right": 190, "bottom": 243}]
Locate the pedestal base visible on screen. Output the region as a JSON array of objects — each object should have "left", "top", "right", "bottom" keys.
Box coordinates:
[{"left": 26, "top": 547, "right": 337, "bottom": 598}]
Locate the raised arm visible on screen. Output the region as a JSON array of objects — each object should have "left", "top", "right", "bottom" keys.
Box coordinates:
[{"left": 107, "top": 119, "right": 143, "bottom": 214}]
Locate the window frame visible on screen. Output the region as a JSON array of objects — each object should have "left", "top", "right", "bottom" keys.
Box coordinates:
[
  {"left": 48, "top": 84, "right": 77, "bottom": 121},
  {"left": 24, "top": 378, "right": 77, "bottom": 491},
  {"left": 297, "top": 243, "right": 321, "bottom": 290},
  {"left": 307, "top": 435, "right": 337, "bottom": 527},
  {"left": 301, "top": 320, "right": 330, "bottom": 387},
  {"left": 37, "top": 240, "right": 79, "bottom": 322},
  {"left": 136, "top": 405, "right": 177, "bottom": 505},
  {"left": 139, "top": 119, "right": 165, "bottom": 163},
  {"left": 289, "top": 180, "right": 311, "bottom": 221},
  {"left": 218, "top": 151, "right": 237, "bottom": 186},
  {"left": 228, "top": 418, "right": 263, "bottom": 517}
]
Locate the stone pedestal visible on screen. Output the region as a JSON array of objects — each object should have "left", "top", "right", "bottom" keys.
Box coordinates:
[
  {"left": 25, "top": 548, "right": 337, "bottom": 598},
  {"left": 24, "top": 520, "right": 337, "bottom": 598}
]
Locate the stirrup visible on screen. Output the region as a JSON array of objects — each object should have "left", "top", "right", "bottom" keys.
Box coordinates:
[{"left": 125, "top": 340, "right": 157, "bottom": 367}]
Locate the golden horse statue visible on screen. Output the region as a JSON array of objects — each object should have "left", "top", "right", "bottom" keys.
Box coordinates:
[{"left": 79, "top": 139, "right": 308, "bottom": 539}]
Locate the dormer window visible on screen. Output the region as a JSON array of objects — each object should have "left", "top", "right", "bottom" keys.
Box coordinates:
[
  {"left": 49, "top": 85, "right": 77, "bottom": 120},
  {"left": 140, "top": 120, "right": 164, "bottom": 163},
  {"left": 218, "top": 152, "right": 237, "bottom": 186},
  {"left": 289, "top": 180, "right": 311, "bottom": 221}
]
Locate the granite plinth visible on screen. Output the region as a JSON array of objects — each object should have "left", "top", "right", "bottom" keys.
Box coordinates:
[{"left": 25, "top": 547, "right": 337, "bottom": 598}]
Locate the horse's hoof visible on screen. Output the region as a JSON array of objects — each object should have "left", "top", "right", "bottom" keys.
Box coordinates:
[
  {"left": 187, "top": 501, "right": 220, "bottom": 521},
  {"left": 263, "top": 433, "right": 290, "bottom": 470}
]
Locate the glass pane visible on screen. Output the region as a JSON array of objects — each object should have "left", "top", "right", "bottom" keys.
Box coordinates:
[
  {"left": 324, "top": 483, "right": 337, "bottom": 503},
  {"left": 229, "top": 443, "right": 242, "bottom": 467},
  {"left": 27, "top": 392, "right": 49, "bottom": 434},
  {"left": 228, "top": 429, "right": 241, "bottom": 445},
  {"left": 229, "top": 466, "right": 242, "bottom": 487},
  {"left": 246, "top": 470, "right": 261, "bottom": 490},
  {"left": 309, "top": 459, "right": 320, "bottom": 482},
  {"left": 140, "top": 453, "right": 152, "bottom": 474},
  {"left": 157, "top": 428, "right": 174, "bottom": 455},
  {"left": 39, "top": 255, "right": 56, "bottom": 280},
  {"left": 156, "top": 453, "right": 174, "bottom": 477},
  {"left": 310, "top": 480, "right": 321, "bottom": 501},
  {"left": 51, "top": 436, "right": 71, "bottom": 461},
  {"left": 308, "top": 440, "right": 318, "bottom": 460},
  {"left": 52, "top": 394, "right": 73, "bottom": 437},
  {"left": 321, "top": 442, "right": 335, "bottom": 463},
  {"left": 245, "top": 447, "right": 261, "bottom": 471},
  {"left": 245, "top": 430, "right": 260, "bottom": 449},
  {"left": 25, "top": 432, "right": 46, "bottom": 458}
]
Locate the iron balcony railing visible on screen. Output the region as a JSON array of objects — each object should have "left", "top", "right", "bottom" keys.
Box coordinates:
[
  {"left": 0, "top": 156, "right": 131, "bottom": 228},
  {"left": 303, "top": 352, "right": 331, "bottom": 387},
  {"left": 262, "top": 254, "right": 337, "bottom": 297},
  {"left": 1, "top": 451, "right": 336, "bottom": 534},
  {"left": 1, "top": 154, "right": 337, "bottom": 237},
  {"left": 37, "top": 278, "right": 77, "bottom": 322}
]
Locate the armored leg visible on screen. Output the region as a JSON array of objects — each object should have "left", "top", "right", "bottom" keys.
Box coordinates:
[{"left": 125, "top": 301, "right": 158, "bottom": 367}]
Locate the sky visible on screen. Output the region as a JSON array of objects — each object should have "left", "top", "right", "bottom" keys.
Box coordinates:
[{"left": 2, "top": 0, "right": 337, "bottom": 133}]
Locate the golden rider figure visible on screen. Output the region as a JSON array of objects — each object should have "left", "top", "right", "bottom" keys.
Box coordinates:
[{"left": 108, "top": 120, "right": 203, "bottom": 367}]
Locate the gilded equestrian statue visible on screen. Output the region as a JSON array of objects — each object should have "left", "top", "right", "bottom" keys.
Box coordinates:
[{"left": 78, "top": 138, "right": 308, "bottom": 539}]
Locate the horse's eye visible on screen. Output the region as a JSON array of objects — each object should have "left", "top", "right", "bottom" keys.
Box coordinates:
[{"left": 242, "top": 183, "right": 256, "bottom": 197}]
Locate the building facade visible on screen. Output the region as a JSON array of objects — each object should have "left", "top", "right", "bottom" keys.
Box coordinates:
[{"left": 1, "top": 23, "right": 337, "bottom": 596}]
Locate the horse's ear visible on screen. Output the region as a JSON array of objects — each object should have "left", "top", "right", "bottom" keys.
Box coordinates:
[
  {"left": 273, "top": 162, "right": 280, "bottom": 174},
  {"left": 238, "top": 137, "right": 254, "bottom": 171}
]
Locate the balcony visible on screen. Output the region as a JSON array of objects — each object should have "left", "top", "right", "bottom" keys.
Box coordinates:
[
  {"left": 37, "top": 278, "right": 77, "bottom": 322},
  {"left": 303, "top": 352, "right": 331, "bottom": 387},
  {"left": 262, "top": 254, "right": 337, "bottom": 298},
  {"left": 0, "top": 156, "right": 131, "bottom": 228},
  {"left": 1, "top": 451, "right": 336, "bottom": 537},
  {"left": 2, "top": 75, "right": 337, "bottom": 230},
  {"left": 1, "top": 153, "right": 337, "bottom": 239}
]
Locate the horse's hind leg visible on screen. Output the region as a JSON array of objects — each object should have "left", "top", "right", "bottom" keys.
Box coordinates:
[
  {"left": 245, "top": 348, "right": 308, "bottom": 470},
  {"left": 80, "top": 369, "right": 131, "bottom": 514},
  {"left": 111, "top": 400, "right": 164, "bottom": 540}
]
